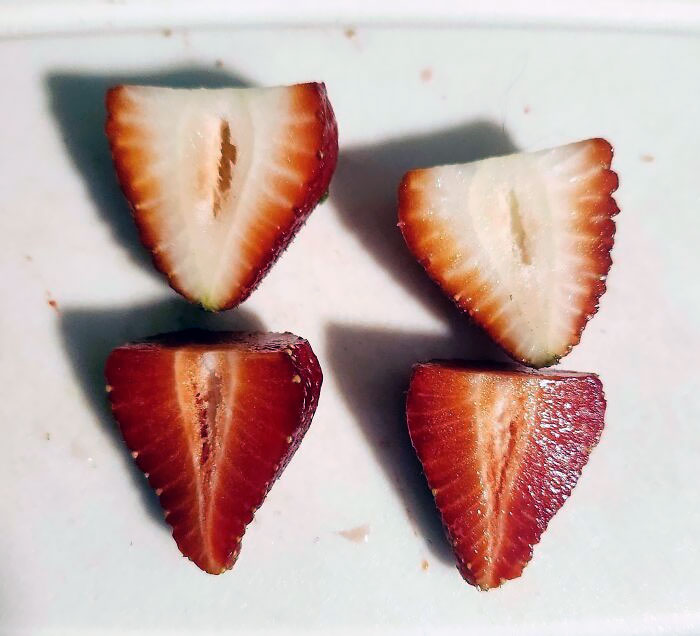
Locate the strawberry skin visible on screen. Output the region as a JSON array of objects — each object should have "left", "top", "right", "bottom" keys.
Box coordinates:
[
  {"left": 106, "top": 83, "right": 338, "bottom": 311},
  {"left": 406, "top": 362, "right": 605, "bottom": 589},
  {"left": 105, "top": 331, "right": 322, "bottom": 574},
  {"left": 398, "top": 138, "right": 619, "bottom": 367}
]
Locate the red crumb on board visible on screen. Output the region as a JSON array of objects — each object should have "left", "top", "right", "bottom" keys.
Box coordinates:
[
  {"left": 421, "top": 559, "right": 430, "bottom": 571},
  {"left": 523, "top": 105, "right": 531, "bottom": 114},
  {"left": 420, "top": 68, "right": 433, "bottom": 82},
  {"left": 46, "top": 294, "right": 60, "bottom": 314},
  {"left": 337, "top": 524, "right": 370, "bottom": 543},
  {"left": 640, "top": 154, "right": 655, "bottom": 162},
  {"left": 344, "top": 27, "right": 356, "bottom": 39}
]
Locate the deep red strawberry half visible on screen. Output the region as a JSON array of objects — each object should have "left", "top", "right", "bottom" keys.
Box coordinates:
[
  {"left": 406, "top": 361, "right": 605, "bottom": 589},
  {"left": 106, "top": 83, "right": 338, "bottom": 311},
  {"left": 399, "top": 138, "right": 619, "bottom": 367},
  {"left": 105, "top": 330, "right": 322, "bottom": 574}
]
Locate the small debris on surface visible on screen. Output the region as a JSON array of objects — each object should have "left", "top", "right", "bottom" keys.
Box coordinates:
[{"left": 337, "top": 524, "right": 370, "bottom": 544}]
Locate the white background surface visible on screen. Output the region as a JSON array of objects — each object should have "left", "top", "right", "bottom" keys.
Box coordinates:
[{"left": 1, "top": 7, "right": 699, "bottom": 636}]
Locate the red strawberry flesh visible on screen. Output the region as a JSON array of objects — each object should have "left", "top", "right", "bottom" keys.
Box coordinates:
[
  {"left": 406, "top": 361, "right": 605, "bottom": 589},
  {"left": 105, "top": 330, "right": 322, "bottom": 574}
]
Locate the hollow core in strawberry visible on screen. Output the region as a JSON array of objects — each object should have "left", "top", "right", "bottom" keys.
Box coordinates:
[{"left": 213, "top": 120, "right": 237, "bottom": 217}]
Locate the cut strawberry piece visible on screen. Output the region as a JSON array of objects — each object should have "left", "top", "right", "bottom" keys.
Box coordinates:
[
  {"left": 406, "top": 362, "right": 605, "bottom": 589},
  {"left": 398, "top": 138, "right": 619, "bottom": 367},
  {"left": 106, "top": 83, "right": 338, "bottom": 311},
  {"left": 105, "top": 331, "right": 322, "bottom": 574}
]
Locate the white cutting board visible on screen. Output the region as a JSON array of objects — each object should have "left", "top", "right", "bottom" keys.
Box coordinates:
[{"left": 1, "top": 4, "right": 699, "bottom": 635}]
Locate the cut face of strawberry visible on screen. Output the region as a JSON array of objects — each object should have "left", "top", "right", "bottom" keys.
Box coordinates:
[
  {"left": 106, "top": 83, "right": 338, "bottom": 311},
  {"left": 105, "top": 331, "right": 322, "bottom": 574},
  {"left": 406, "top": 362, "right": 606, "bottom": 590},
  {"left": 398, "top": 139, "right": 619, "bottom": 367}
]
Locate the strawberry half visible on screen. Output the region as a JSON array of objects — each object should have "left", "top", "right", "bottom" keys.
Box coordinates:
[
  {"left": 398, "top": 139, "right": 619, "bottom": 367},
  {"left": 105, "top": 331, "right": 322, "bottom": 574},
  {"left": 106, "top": 83, "right": 338, "bottom": 311},
  {"left": 406, "top": 362, "right": 605, "bottom": 590}
]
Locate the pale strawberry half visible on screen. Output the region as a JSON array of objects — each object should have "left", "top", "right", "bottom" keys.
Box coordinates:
[
  {"left": 106, "top": 83, "right": 338, "bottom": 311},
  {"left": 406, "top": 361, "right": 605, "bottom": 590},
  {"left": 398, "top": 139, "right": 619, "bottom": 367},
  {"left": 105, "top": 330, "right": 322, "bottom": 574}
]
